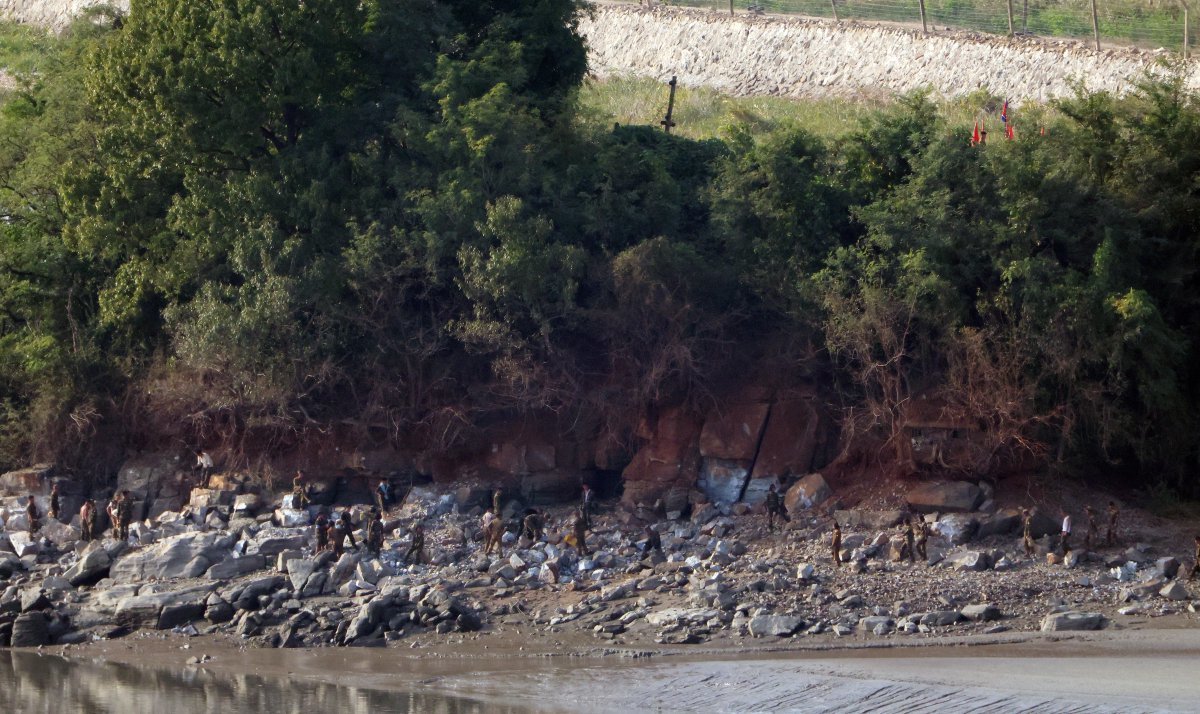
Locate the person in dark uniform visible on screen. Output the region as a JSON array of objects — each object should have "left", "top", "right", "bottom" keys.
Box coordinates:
[
  {"left": 106, "top": 493, "right": 121, "bottom": 540},
  {"left": 1106, "top": 501, "right": 1119, "bottom": 547},
  {"left": 573, "top": 509, "right": 590, "bottom": 556},
  {"left": 915, "top": 519, "right": 929, "bottom": 563},
  {"left": 374, "top": 480, "right": 391, "bottom": 512},
  {"left": 580, "top": 484, "right": 594, "bottom": 530},
  {"left": 904, "top": 519, "right": 916, "bottom": 563},
  {"left": 1021, "top": 508, "right": 1035, "bottom": 557},
  {"left": 483, "top": 517, "right": 505, "bottom": 556},
  {"left": 329, "top": 520, "right": 345, "bottom": 558},
  {"left": 641, "top": 525, "right": 662, "bottom": 555},
  {"left": 831, "top": 520, "right": 842, "bottom": 568},
  {"left": 49, "top": 484, "right": 61, "bottom": 521},
  {"left": 765, "top": 484, "right": 783, "bottom": 532},
  {"left": 1189, "top": 535, "right": 1200, "bottom": 580},
  {"left": 314, "top": 510, "right": 330, "bottom": 552},
  {"left": 522, "top": 509, "right": 544, "bottom": 542},
  {"left": 365, "top": 509, "right": 384, "bottom": 556},
  {"left": 493, "top": 488, "right": 503, "bottom": 520},
  {"left": 404, "top": 524, "right": 425, "bottom": 565},
  {"left": 26, "top": 494, "right": 39, "bottom": 536},
  {"left": 117, "top": 490, "right": 134, "bottom": 541},
  {"left": 338, "top": 511, "right": 357, "bottom": 551},
  {"left": 1084, "top": 505, "right": 1097, "bottom": 550}
]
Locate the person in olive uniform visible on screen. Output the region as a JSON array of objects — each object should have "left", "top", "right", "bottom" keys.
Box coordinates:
[
  {"left": 1084, "top": 505, "right": 1098, "bottom": 550},
  {"left": 1106, "top": 501, "right": 1120, "bottom": 547},
  {"left": 641, "top": 525, "right": 662, "bottom": 555},
  {"left": 314, "top": 510, "right": 330, "bottom": 552},
  {"left": 573, "top": 509, "right": 590, "bottom": 556},
  {"left": 404, "top": 524, "right": 426, "bottom": 565},
  {"left": 1188, "top": 536, "right": 1200, "bottom": 580},
  {"left": 765, "top": 484, "right": 784, "bottom": 533},
  {"left": 338, "top": 511, "right": 357, "bottom": 551},
  {"left": 119, "top": 490, "right": 135, "bottom": 541},
  {"left": 915, "top": 519, "right": 929, "bottom": 563},
  {"left": 49, "top": 483, "right": 61, "bottom": 521},
  {"left": 831, "top": 520, "right": 843, "bottom": 568},
  {"left": 329, "top": 520, "right": 345, "bottom": 558},
  {"left": 904, "top": 520, "right": 916, "bottom": 563},
  {"left": 292, "top": 471, "right": 310, "bottom": 508},
  {"left": 26, "top": 494, "right": 39, "bottom": 536},
  {"left": 365, "top": 509, "right": 384, "bottom": 556},
  {"left": 522, "top": 509, "right": 544, "bottom": 542},
  {"left": 1021, "top": 508, "right": 1036, "bottom": 558}
]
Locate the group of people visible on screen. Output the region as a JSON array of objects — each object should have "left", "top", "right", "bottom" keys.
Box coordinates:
[
  {"left": 22, "top": 484, "right": 123, "bottom": 543},
  {"left": 1041, "top": 501, "right": 1121, "bottom": 557}
]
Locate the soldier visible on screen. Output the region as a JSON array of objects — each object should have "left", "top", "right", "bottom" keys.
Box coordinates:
[
  {"left": 765, "top": 484, "right": 783, "bottom": 533},
  {"left": 1059, "top": 508, "right": 1072, "bottom": 555},
  {"left": 573, "top": 509, "right": 590, "bottom": 556},
  {"left": 904, "top": 519, "right": 916, "bottom": 564},
  {"left": 49, "top": 483, "right": 61, "bottom": 521},
  {"left": 404, "top": 524, "right": 426, "bottom": 565},
  {"left": 338, "top": 511, "right": 357, "bottom": 551},
  {"left": 80, "top": 499, "right": 95, "bottom": 541},
  {"left": 522, "top": 509, "right": 544, "bottom": 542},
  {"left": 493, "top": 488, "right": 503, "bottom": 520},
  {"left": 1106, "top": 501, "right": 1119, "bottom": 547},
  {"left": 117, "top": 490, "right": 134, "bottom": 541},
  {"left": 915, "top": 519, "right": 929, "bottom": 563},
  {"left": 580, "top": 484, "right": 594, "bottom": 530},
  {"left": 1189, "top": 535, "right": 1200, "bottom": 580},
  {"left": 641, "top": 525, "right": 662, "bottom": 555},
  {"left": 365, "top": 509, "right": 384, "bottom": 556},
  {"left": 1021, "top": 508, "right": 1035, "bottom": 558},
  {"left": 329, "top": 519, "right": 345, "bottom": 558},
  {"left": 831, "top": 520, "right": 843, "bottom": 568},
  {"left": 1084, "top": 505, "right": 1097, "bottom": 550},
  {"left": 374, "top": 480, "right": 390, "bottom": 512},
  {"left": 314, "top": 510, "right": 330, "bottom": 552},
  {"left": 292, "top": 470, "right": 310, "bottom": 509},
  {"left": 26, "top": 494, "right": 39, "bottom": 536},
  {"left": 483, "top": 517, "right": 505, "bottom": 556}
]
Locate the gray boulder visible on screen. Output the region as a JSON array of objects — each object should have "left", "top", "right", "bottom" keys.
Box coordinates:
[
  {"left": 937, "top": 514, "right": 980, "bottom": 545},
  {"left": 207, "top": 554, "right": 267, "bottom": 580},
  {"left": 906, "top": 481, "right": 982, "bottom": 514},
  {"left": 784, "top": 473, "right": 832, "bottom": 514},
  {"left": 115, "top": 584, "right": 216, "bottom": 625},
  {"left": 10, "top": 611, "right": 49, "bottom": 647},
  {"left": 287, "top": 558, "right": 316, "bottom": 592},
  {"left": 747, "top": 614, "right": 803, "bottom": 637},
  {"left": 65, "top": 546, "right": 112, "bottom": 586},
  {"left": 246, "top": 528, "right": 308, "bottom": 557},
  {"left": 1159, "top": 581, "right": 1192, "bottom": 601},
  {"left": 920, "top": 610, "right": 962, "bottom": 626},
  {"left": 951, "top": 550, "right": 992, "bottom": 571},
  {"left": 110, "top": 531, "right": 236, "bottom": 581},
  {"left": 961, "top": 603, "right": 1001, "bottom": 622},
  {"left": 1041, "top": 611, "right": 1104, "bottom": 632}
]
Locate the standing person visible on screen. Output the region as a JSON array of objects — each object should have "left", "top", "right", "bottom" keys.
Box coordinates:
[
  {"left": 117, "top": 490, "right": 134, "bottom": 541},
  {"left": 641, "top": 525, "right": 662, "bottom": 555},
  {"left": 904, "top": 519, "right": 916, "bottom": 564},
  {"left": 404, "top": 524, "right": 425, "bottom": 565},
  {"left": 49, "top": 483, "right": 61, "bottom": 521},
  {"left": 195, "top": 449, "right": 214, "bottom": 488},
  {"left": 1106, "top": 501, "right": 1120, "bottom": 547},
  {"left": 374, "top": 480, "right": 391, "bottom": 512},
  {"left": 25, "top": 494, "right": 39, "bottom": 536},
  {"left": 291, "top": 471, "right": 310, "bottom": 509},
  {"left": 80, "top": 499, "right": 96, "bottom": 541},
  {"left": 572, "top": 509, "right": 590, "bottom": 556},
  {"left": 1189, "top": 535, "right": 1200, "bottom": 580},
  {"left": 365, "top": 509, "right": 384, "bottom": 556},
  {"left": 314, "top": 510, "right": 330, "bottom": 552},
  {"left": 492, "top": 488, "right": 503, "bottom": 520},
  {"left": 915, "top": 519, "right": 929, "bottom": 563},
  {"left": 338, "top": 511, "right": 357, "bottom": 551},
  {"left": 483, "top": 517, "right": 505, "bottom": 556},
  {"left": 580, "top": 484, "right": 594, "bottom": 530},
  {"left": 765, "top": 484, "right": 785, "bottom": 533},
  {"left": 329, "top": 519, "right": 345, "bottom": 558},
  {"left": 1084, "top": 505, "right": 1098, "bottom": 550},
  {"left": 831, "top": 520, "right": 843, "bottom": 568},
  {"left": 106, "top": 493, "right": 122, "bottom": 540},
  {"left": 522, "top": 509, "right": 544, "bottom": 542},
  {"left": 1060, "top": 509, "right": 1072, "bottom": 555},
  {"left": 1021, "top": 508, "right": 1036, "bottom": 558}
]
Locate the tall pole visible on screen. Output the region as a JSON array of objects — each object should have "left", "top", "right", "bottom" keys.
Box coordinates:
[
  {"left": 1006, "top": 0, "right": 1014, "bottom": 35},
  {"left": 729, "top": 0, "right": 734, "bottom": 16},
  {"left": 1091, "top": 0, "right": 1101, "bottom": 50},
  {"left": 1022, "top": 0, "right": 1029, "bottom": 33},
  {"left": 1184, "top": 2, "right": 1190, "bottom": 58},
  {"left": 661, "top": 76, "right": 678, "bottom": 135},
  {"left": 918, "top": 0, "right": 928, "bottom": 33},
  {"left": 831, "top": 0, "right": 839, "bottom": 21}
]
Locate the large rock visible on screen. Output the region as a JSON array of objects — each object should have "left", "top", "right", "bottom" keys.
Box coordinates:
[
  {"left": 906, "top": 481, "right": 982, "bottom": 513},
  {"left": 748, "top": 614, "right": 803, "bottom": 637},
  {"left": 287, "top": 558, "right": 317, "bottom": 592},
  {"left": 977, "top": 509, "right": 1021, "bottom": 538},
  {"left": 233, "top": 575, "right": 287, "bottom": 610},
  {"left": 784, "top": 473, "right": 832, "bottom": 514},
  {"left": 621, "top": 406, "right": 703, "bottom": 506},
  {"left": 519, "top": 470, "right": 579, "bottom": 504},
  {"left": 1160, "top": 581, "right": 1192, "bottom": 601},
  {"left": 936, "top": 514, "right": 979, "bottom": 545},
  {"left": 189, "top": 488, "right": 234, "bottom": 509},
  {"left": 115, "top": 584, "right": 216, "bottom": 625},
  {"left": 10, "top": 612, "right": 49, "bottom": 647},
  {"left": 8, "top": 532, "right": 41, "bottom": 558},
  {"left": 116, "top": 454, "right": 177, "bottom": 496},
  {"left": 951, "top": 550, "right": 992, "bottom": 571},
  {"left": 110, "top": 531, "right": 236, "bottom": 581},
  {"left": 697, "top": 458, "right": 751, "bottom": 504},
  {"left": 961, "top": 603, "right": 1001, "bottom": 622},
  {"left": 274, "top": 508, "right": 312, "bottom": 527},
  {"left": 65, "top": 546, "right": 112, "bottom": 586},
  {"left": 207, "top": 554, "right": 267, "bottom": 580},
  {"left": 0, "top": 464, "right": 53, "bottom": 496},
  {"left": 246, "top": 528, "right": 308, "bottom": 557},
  {"left": 834, "top": 510, "right": 906, "bottom": 530},
  {"left": 749, "top": 399, "right": 822, "bottom": 484},
  {"left": 1041, "top": 611, "right": 1104, "bottom": 632},
  {"left": 699, "top": 402, "right": 770, "bottom": 460}
]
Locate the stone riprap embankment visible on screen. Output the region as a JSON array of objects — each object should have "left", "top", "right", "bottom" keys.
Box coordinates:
[{"left": 581, "top": 3, "right": 1200, "bottom": 102}]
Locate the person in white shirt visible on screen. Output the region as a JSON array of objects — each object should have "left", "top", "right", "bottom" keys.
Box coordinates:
[
  {"left": 1060, "top": 509, "right": 1073, "bottom": 555},
  {"left": 195, "top": 449, "right": 214, "bottom": 487}
]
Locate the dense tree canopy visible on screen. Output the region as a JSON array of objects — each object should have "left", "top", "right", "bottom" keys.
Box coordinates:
[{"left": 0, "top": 2, "right": 1198, "bottom": 493}]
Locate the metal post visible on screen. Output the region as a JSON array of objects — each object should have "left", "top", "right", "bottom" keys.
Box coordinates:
[
  {"left": 1091, "top": 0, "right": 1101, "bottom": 50},
  {"left": 661, "top": 76, "right": 678, "bottom": 134},
  {"left": 1007, "top": 0, "right": 1014, "bottom": 35},
  {"left": 1184, "top": 2, "right": 1190, "bottom": 58},
  {"left": 831, "top": 0, "right": 839, "bottom": 21},
  {"left": 918, "top": 0, "right": 928, "bottom": 33},
  {"left": 729, "top": 0, "right": 734, "bottom": 16}
]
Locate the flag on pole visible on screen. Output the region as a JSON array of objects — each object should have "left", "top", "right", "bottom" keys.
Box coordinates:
[
  {"left": 1006, "top": 123, "right": 1015, "bottom": 140},
  {"left": 1001, "top": 99, "right": 1008, "bottom": 124}
]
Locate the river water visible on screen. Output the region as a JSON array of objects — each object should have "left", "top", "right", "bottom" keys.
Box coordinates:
[{"left": 2, "top": 637, "right": 1196, "bottom": 713}]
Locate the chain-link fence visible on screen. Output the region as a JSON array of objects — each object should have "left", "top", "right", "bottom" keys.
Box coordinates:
[{"left": 632, "top": 0, "right": 1195, "bottom": 55}]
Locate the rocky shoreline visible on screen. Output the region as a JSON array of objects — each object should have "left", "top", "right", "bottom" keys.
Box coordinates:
[{"left": 1, "top": 466, "right": 1198, "bottom": 655}]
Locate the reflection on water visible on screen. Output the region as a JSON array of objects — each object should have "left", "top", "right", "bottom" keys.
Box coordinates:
[{"left": 0, "top": 650, "right": 531, "bottom": 714}]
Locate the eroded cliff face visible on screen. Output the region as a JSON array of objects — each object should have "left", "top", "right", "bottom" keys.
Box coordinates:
[
  {"left": 580, "top": 4, "right": 1199, "bottom": 102},
  {"left": 0, "top": 0, "right": 124, "bottom": 30}
]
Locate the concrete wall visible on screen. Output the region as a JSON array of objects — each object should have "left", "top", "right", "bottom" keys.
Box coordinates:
[{"left": 580, "top": 4, "right": 1199, "bottom": 102}]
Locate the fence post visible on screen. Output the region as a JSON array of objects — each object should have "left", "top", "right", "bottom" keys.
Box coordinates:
[
  {"left": 831, "top": 0, "right": 839, "bottom": 21},
  {"left": 729, "top": 0, "right": 734, "bottom": 16},
  {"left": 1091, "top": 0, "right": 1101, "bottom": 50},
  {"left": 918, "top": 0, "right": 928, "bottom": 32},
  {"left": 1007, "top": 0, "right": 1014, "bottom": 35},
  {"left": 1184, "top": 2, "right": 1191, "bottom": 58}
]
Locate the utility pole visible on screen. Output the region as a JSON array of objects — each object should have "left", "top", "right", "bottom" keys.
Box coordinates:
[
  {"left": 1091, "top": 0, "right": 1101, "bottom": 50},
  {"left": 661, "top": 75, "right": 678, "bottom": 134},
  {"left": 918, "top": 0, "right": 928, "bottom": 33},
  {"left": 1006, "top": 0, "right": 1014, "bottom": 35},
  {"left": 1183, "top": 1, "right": 1191, "bottom": 58},
  {"left": 831, "top": 0, "right": 839, "bottom": 21}
]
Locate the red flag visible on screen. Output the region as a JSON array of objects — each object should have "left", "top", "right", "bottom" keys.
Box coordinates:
[
  {"left": 972, "top": 121, "right": 981, "bottom": 146},
  {"left": 1006, "top": 123, "right": 1015, "bottom": 140}
]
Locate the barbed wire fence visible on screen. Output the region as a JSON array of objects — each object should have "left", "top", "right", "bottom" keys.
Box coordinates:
[{"left": 626, "top": 0, "right": 1195, "bottom": 56}]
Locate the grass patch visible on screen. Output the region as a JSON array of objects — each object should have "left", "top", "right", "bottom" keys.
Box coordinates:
[{"left": 0, "top": 21, "right": 59, "bottom": 78}]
